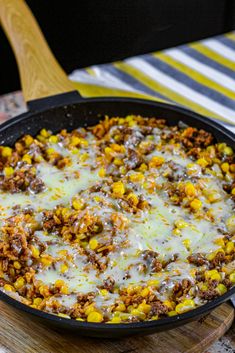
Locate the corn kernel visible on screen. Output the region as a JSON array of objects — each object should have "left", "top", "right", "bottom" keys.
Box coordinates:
[
  {"left": 139, "top": 163, "right": 148, "bottom": 172},
  {"left": 175, "top": 299, "right": 195, "bottom": 314},
  {"left": 168, "top": 311, "right": 177, "bottom": 317},
  {"left": 46, "top": 148, "right": 55, "bottom": 155},
  {"left": 182, "top": 238, "right": 191, "bottom": 249},
  {"left": 2, "top": 146, "right": 12, "bottom": 157},
  {"left": 112, "top": 181, "right": 125, "bottom": 197},
  {"left": 49, "top": 135, "right": 58, "bottom": 143},
  {"left": 22, "top": 154, "right": 32, "bottom": 164},
  {"left": 40, "top": 257, "right": 52, "bottom": 267},
  {"left": 129, "top": 172, "right": 144, "bottom": 183},
  {"left": 113, "top": 158, "right": 123, "bottom": 166},
  {"left": 40, "top": 129, "right": 49, "bottom": 138},
  {"left": 214, "top": 238, "right": 225, "bottom": 247},
  {"left": 70, "top": 136, "right": 81, "bottom": 146},
  {"left": 226, "top": 215, "right": 235, "bottom": 234},
  {"left": 87, "top": 311, "right": 103, "bottom": 323},
  {"left": 205, "top": 269, "right": 221, "bottom": 281},
  {"left": 221, "top": 162, "right": 230, "bottom": 173},
  {"left": 75, "top": 318, "right": 84, "bottom": 321},
  {"left": 89, "top": 238, "right": 98, "bottom": 250},
  {"left": 185, "top": 183, "right": 196, "bottom": 197},
  {"left": 24, "top": 135, "right": 34, "bottom": 146},
  {"left": 13, "top": 261, "right": 21, "bottom": 270},
  {"left": 108, "top": 316, "right": 122, "bottom": 323},
  {"left": 54, "top": 279, "right": 65, "bottom": 288},
  {"left": 31, "top": 245, "right": 40, "bottom": 258},
  {"left": 3, "top": 284, "right": 15, "bottom": 292},
  {"left": 174, "top": 219, "right": 188, "bottom": 229},
  {"left": 104, "top": 147, "right": 113, "bottom": 156},
  {"left": 224, "top": 146, "right": 233, "bottom": 156},
  {"left": 60, "top": 263, "right": 68, "bottom": 273},
  {"left": 85, "top": 304, "right": 95, "bottom": 316},
  {"left": 14, "top": 277, "right": 25, "bottom": 290},
  {"left": 147, "top": 279, "right": 159, "bottom": 287},
  {"left": 58, "top": 313, "right": 70, "bottom": 319},
  {"left": 225, "top": 241, "right": 234, "bottom": 254},
  {"left": 149, "top": 156, "right": 165, "bottom": 168},
  {"left": 231, "top": 188, "right": 235, "bottom": 196},
  {"left": 100, "top": 289, "right": 109, "bottom": 296},
  {"left": 126, "top": 192, "right": 139, "bottom": 206},
  {"left": 138, "top": 302, "right": 151, "bottom": 314},
  {"left": 230, "top": 164, "right": 235, "bottom": 173},
  {"left": 33, "top": 297, "right": 43, "bottom": 306},
  {"left": 163, "top": 300, "right": 175, "bottom": 311},
  {"left": 60, "top": 285, "right": 69, "bottom": 295},
  {"left": 197, "top": 158, "right": 208, "bottom": 168},
  {"left": 140, "top": 287, "right": 150, "bottom": 297},
  {"left": 98, "top": 167, "right": 106, "bottom": 178},
  {"left": 72, "top": 199, "right": 83, "bottom": 210},
  {"left": 216, "top": 283, "right": 227, "bottom": 295},
  {"left": 115, "top": 303, "right": 126, "bottom": 312},
  {"left": 229, "top": 272, "right": 235, "bottom": 283},
  {"left": 4, "top": 166, "right": 14, "bottom": 177},
  {"left": 190, "top": 198, "right": 202, "bottom": 211},
  {"left": 131, "top": 309, "right": 146, "bottom": 320}
]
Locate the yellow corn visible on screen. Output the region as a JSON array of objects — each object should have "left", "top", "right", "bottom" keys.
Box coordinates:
[
  {"left": 3, "top": 284, "right": 15, "bottom": 292},
  {"left": 221, "top": 162, "right": 230, "bottom": 173},
  {"left": 190, "top": 198, "right": 202, "bottom": 211},
  {"left": 22, "top": 154, "right": 32, "bottom": 164},
  {"left": 129, "top": 172, "right": 144, "bottom": 183},
  {"left": 112, "top": 181, "right": 125, "bottom": 197},
  {"left": 72, "top": 199, "right": 83, "bottom": 210},
  {"left": 2, "top": 146, "right": 12, "bottom": 157},
  {"left": 108, "top": 316, "right": 122, "bottom": 323},
  {"left": 40, "top": 129, "right": 50, "bottom": 138},
  {"left": 13, "top": 261, "right": 21, "bottom": 270},
  {"left": 197, "top": 158, "right": 208, "bottom": 168},
  {"left": 175, "top": 299, "right": 195, "bottom": 314},
  {"left": 185, "top": 183, "right": 196, "bottom": 197},
  {"left": 89, "top": 238, "right": 98, "bottom": 250},
  {"left": 4, "top": 166, "right": 14, "bottom": 177},
  {"left": 138, "top": 302, "right": 151, "bottom": 314},
  {"left": 98, "top": 167, "right": 106, "bottom": 178},
  {"left": 225, "top": 241, "right": 234, "bottom": 254},
  {"left": 126, "top": 192, "right": 139, "bottom": 206},
  {"left": 149, "top": 156, "right": 165, "bottom": 168},
  {"left": 216, "top": 284, "right": 227, "bottom": 295},
  {"left": 85, "top": 304, "right": 95, "bottom": 316},
  {"left": 168, "top": 311, "right": 177, "bottom": 317},
  {"left": 87, "top": 311, "right": 103, "bottom": 323},
  {"left": 140, "top": 287, "right": 150, "bottom": 297},
  {"left": 24, "top": 135, "right": 34, "bottom": 146},
  {"left": 130, "top": 309, "right": 146, "bottom": 320},
  {"left": 60, "top": 263, "right": 68, "bottom": 274},
  {"left": 223, "top": 146, "right": 233, "bottom": 156},
  {"left": 229, "top": 272, "right": 235, "bottom": 283},
  {"left": 33, "top": 297, "right": 43, "bottom": 306},
  {"left": 31, "top": 246, "right": 40, "bottom": 258},
  {"left": 49, "top": 135, "right": 58, "bottom": 143},
  {"left": 115, "top": 303, "right": 126, "bottom": 312},
  {"left": 205, "top": 269, "right": 221, "bottom": 281},
  {"left": 14, "top": 277, "right": 25, "bottom": 290}
]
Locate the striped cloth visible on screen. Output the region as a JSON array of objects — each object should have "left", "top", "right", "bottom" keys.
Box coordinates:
[{"left": 69, "top": 31, "right": 235, "bottom": 132}]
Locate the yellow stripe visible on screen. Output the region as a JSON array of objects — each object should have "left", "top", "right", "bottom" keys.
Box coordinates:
[
  {"left": 154, "top": 52, "right": 235, "bottom": 100},
  {"left": 190, "top": 42, "right": 235, "bottom": 71},
  {"left": 225, "top": 32, "right": 235, "bottom": 41},
  {"left": 113, "top": 62, "right": 228, "bottom": 122},
  {"left": 70, "top": 80, "right": 168, "bottom": 103},
  {"left": 86, "top": 67, "right": 95, "bottom": 76}
]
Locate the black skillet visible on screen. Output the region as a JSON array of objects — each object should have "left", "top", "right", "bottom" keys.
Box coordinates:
[{"left": 0, "top": 0, "right": 234, "bottom": 338}]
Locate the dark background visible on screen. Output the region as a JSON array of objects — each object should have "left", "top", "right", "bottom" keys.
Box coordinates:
[{"left": 1, "top": 0, "right": 235, "bottom": 94}]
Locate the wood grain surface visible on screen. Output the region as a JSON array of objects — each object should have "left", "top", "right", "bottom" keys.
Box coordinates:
[
  {"left": 0, "top": 300, "right": 234, "bottom": 353},
  {"left": 0, "top": 0, "right": 75, "bottom": 102}
]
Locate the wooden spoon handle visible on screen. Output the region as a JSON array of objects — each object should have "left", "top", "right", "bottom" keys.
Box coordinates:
[{"left": 0, "top": 0, "right": 75, "bottom": 102}]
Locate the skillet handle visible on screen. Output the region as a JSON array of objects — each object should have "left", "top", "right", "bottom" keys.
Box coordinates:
[{"left": 0, "top": 0, "right": 75, "bottom": 103}]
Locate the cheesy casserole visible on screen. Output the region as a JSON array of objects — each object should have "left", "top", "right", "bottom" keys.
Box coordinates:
[{"left": 0, "top": 115, "right": 235, "bottom": 323}]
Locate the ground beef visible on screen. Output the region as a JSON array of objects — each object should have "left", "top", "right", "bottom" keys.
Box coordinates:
[{"left": 187, "top": 253, "right": 208, "bottom": 266}]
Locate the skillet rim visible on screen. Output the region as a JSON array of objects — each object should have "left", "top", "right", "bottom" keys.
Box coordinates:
[{"left": 0, "top": 96, "right": 235, "bottom": 333}]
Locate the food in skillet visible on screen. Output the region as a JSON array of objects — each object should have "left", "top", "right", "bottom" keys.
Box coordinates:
[{"left": 0, "top": 115, "right": 235, "bottom": 323}]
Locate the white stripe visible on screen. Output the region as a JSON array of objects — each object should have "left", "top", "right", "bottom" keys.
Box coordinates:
[
  {"left": 164, "top": 48, "right": 235, "bottom": 93},
  {"left": 69, "top": 69, "right": 139, "bottom": 93},
  {"left": 126, "top": 57, "right": 235, "bottom": 123},
  {"left": 203, "top": 39, "right": 235, "bottom": 63}
]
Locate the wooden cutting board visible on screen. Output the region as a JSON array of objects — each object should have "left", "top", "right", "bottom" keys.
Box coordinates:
[{"left": 0, "top": 301, "right": 234, "bottom": 353}]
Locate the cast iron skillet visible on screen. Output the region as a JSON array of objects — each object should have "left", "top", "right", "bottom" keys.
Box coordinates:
[{"left": 0, "top": 0, "right": 234, "bottom": 338}]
